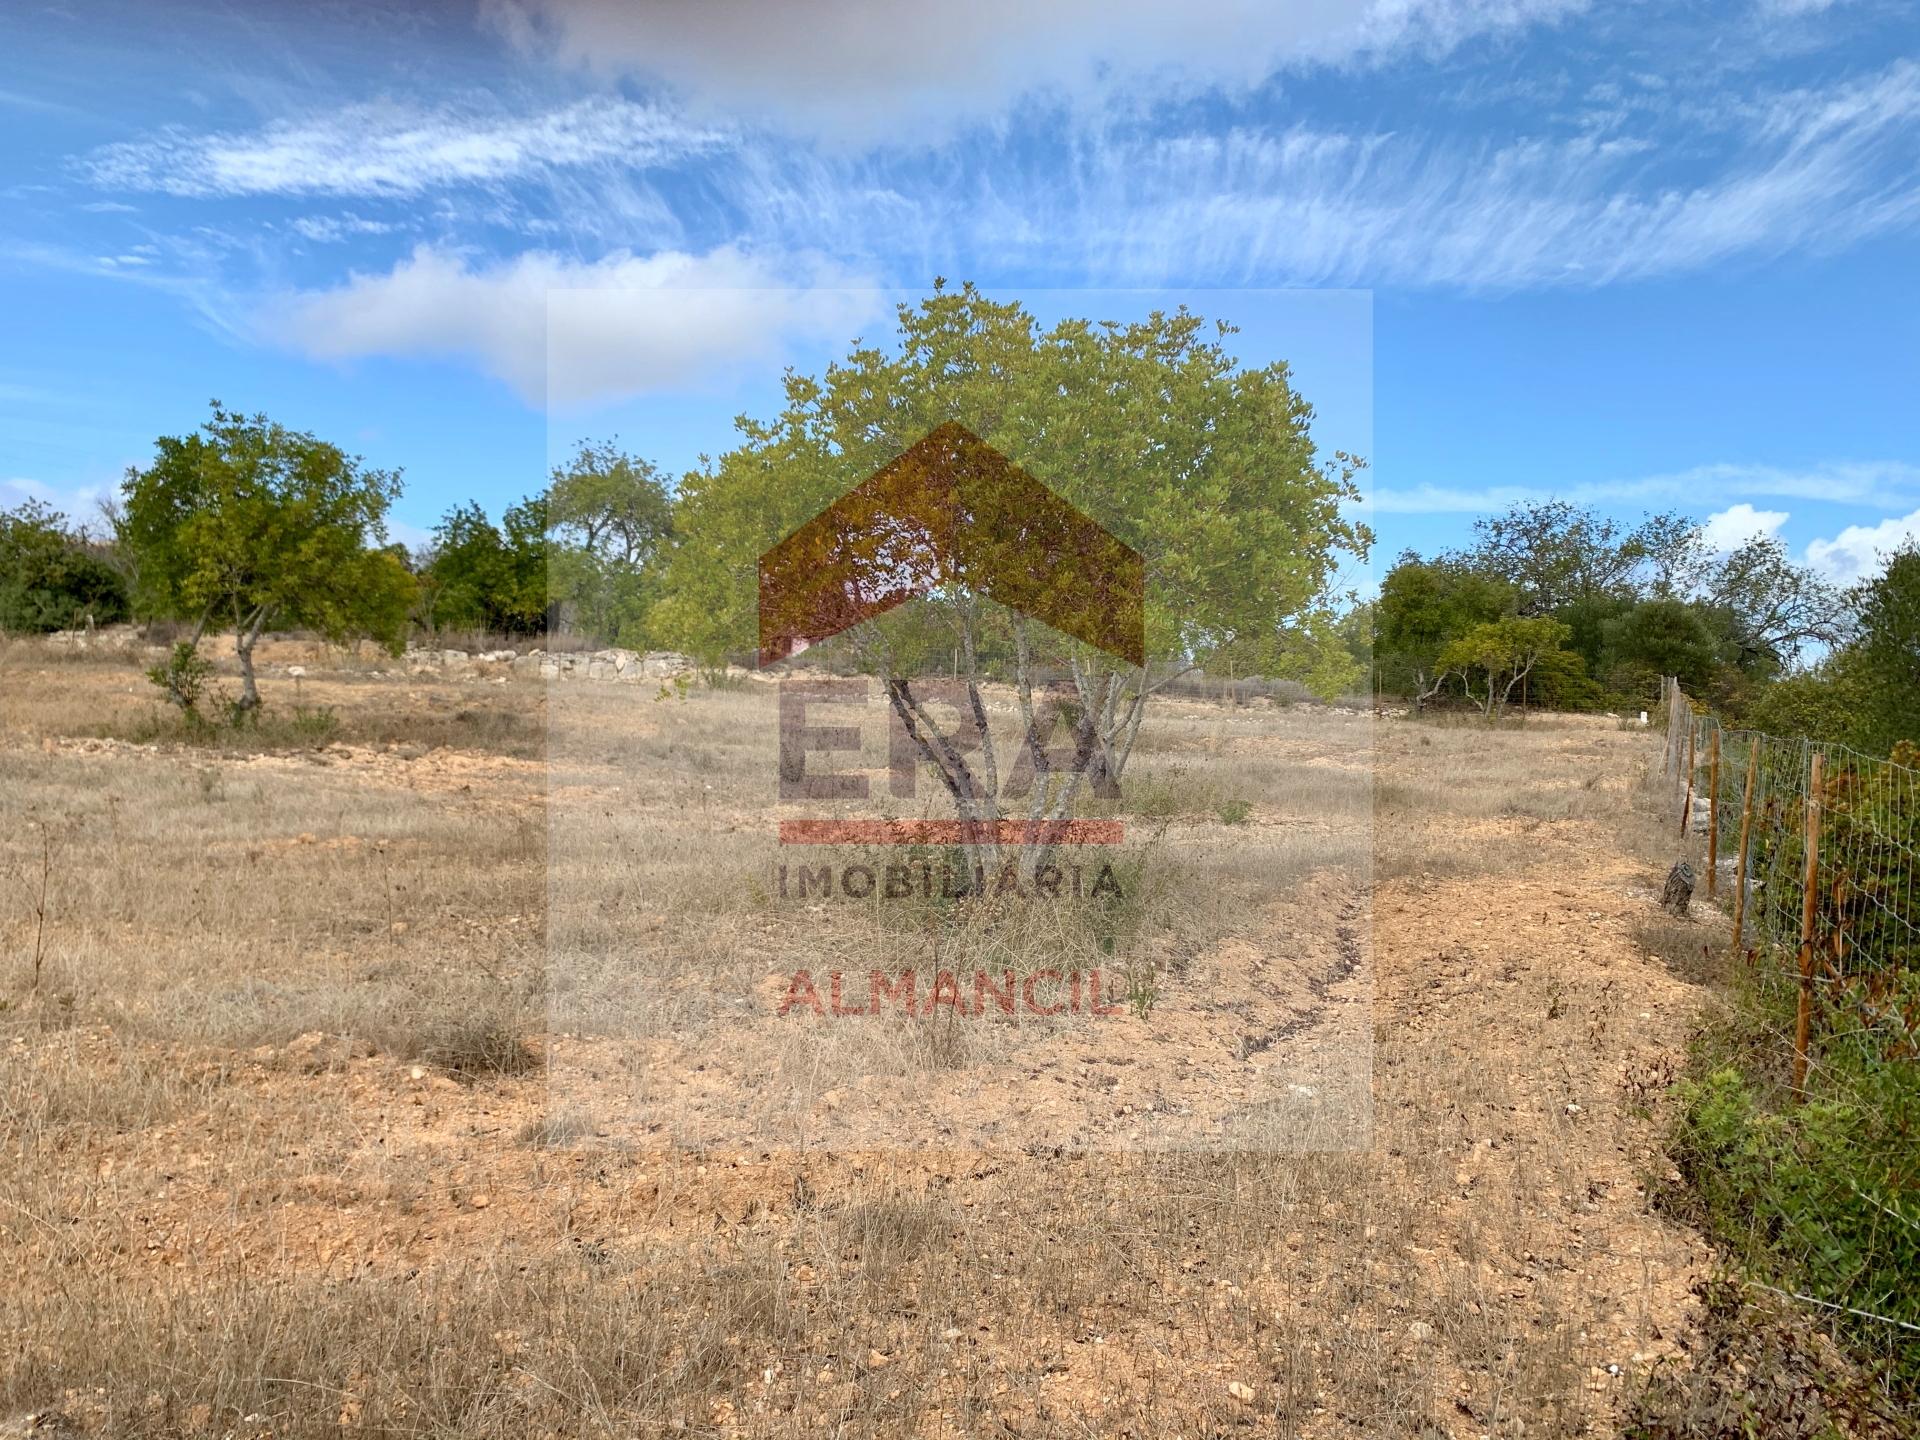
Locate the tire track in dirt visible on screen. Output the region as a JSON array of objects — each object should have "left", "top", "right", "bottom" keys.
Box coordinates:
[{"left": 1238, "top": 886, "right": 1370, "bottom": 1061}]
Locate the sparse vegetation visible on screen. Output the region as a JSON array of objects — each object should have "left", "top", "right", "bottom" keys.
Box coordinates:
[
  {"left": 2, "top": 642, "right": 1911, "bottom": 1437},
  {"left": 1661, "top": 970, "right": 1920, "bottom": 1400}
]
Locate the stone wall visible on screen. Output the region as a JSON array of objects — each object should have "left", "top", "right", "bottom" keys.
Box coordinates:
[
  {"left": 17, "top": 627, "right": 731, "bottom": 687},
  {"left": 403, "top": 646, "right": 717, "bottom": 684}
]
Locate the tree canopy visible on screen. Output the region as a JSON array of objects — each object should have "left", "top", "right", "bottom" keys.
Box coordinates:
[
  {"left": 655, "top": 282, "right": 1370, "bottom": 681},
  {"left": 119, "top": 404, "right": 414, "bottom": 710},
  {"left": 1748, "top": 544, "right": 1920, "bottom": 754},
  {"left": 545, "top": 439, "right": 673, "bottom": 648},
  {"left": 418, "top": 498, "right": 549, "bottom": 636},
  {"left": 1381, "top": 499, "right": 1850, "bottom": 720},
  {"left": 651, "top": 282, "right": 1372, "bottom": 871},
  {"left": 0, "top": 500, "right": 127, "bottom": 634}
]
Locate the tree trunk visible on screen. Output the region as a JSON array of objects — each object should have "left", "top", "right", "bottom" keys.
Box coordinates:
[
  {"left": 1010, "top": 621, "right": 1111, "bottom": 882},
  {"left": 1068, "top": 656, "right": 1196, "bottom": 790},
  {"left": 234, "top": 606, "right": 273, "bottom": 715},
  {"left": 235, "top": 637, "right": 261, "bottom": 714}
]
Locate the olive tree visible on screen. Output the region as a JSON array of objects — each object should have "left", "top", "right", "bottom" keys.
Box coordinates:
[
  {"left": 120, "top": 404, "right": 414, "bottom": 714},
  {"left": 1438, "top": 616, "right": 1572, "bottom": 718},
  {"left": 653, "top": 284, "right": 1370, "bottom": 873},
  {"left": 545, "top": 438, "right": 673, "bottom": 646}
]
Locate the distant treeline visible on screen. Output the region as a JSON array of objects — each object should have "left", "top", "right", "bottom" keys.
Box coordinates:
[
  {"left": 1375, "top": 500, "right": 1919, "bottom": 753},
  {"left": 1, "top": 408, "right": 678, "bottom": 674},
  {"left": 3, "top": 287, "right": 1383, "bottom": 722}
]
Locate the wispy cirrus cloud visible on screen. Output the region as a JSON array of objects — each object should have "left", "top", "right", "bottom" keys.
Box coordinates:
[
  {"left": 81, "top": 95, "right": 725, "bottom": 199},
  {"left": 68, "top": 37, "right": 1920, "bottom": 294},
  {"left": 1372, "top": 459, "right": 1920, "bottom": 514},
  {"left": 289, "top": 213, "right": 398, "bottom": 244},
  {"left": 265, "top": 243, "right": 881, "bottom": 408},
  {"left": 798, "top": 58, "right": 1920, "bottom": 288}
]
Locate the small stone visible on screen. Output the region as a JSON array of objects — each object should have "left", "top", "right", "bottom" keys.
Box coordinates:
[
  {"left": 1408, "top": 1320, "right": 1435, "bottom": 1342},
  {"left": 1227, "top": 1380, "right": 1256, "bottom": 1405},
  {"left": 470, "top": 1194, "right": 491, "bottom": 1209}
]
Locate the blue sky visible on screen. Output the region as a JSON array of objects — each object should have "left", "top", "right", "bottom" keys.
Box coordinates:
[{"left": 4, "top": 0, "right": 1918, "bottom": 587}]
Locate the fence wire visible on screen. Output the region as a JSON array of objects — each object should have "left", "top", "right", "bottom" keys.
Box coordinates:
[
  {"left": 1658, "top": 678, "right": 1920, "bottom": 1376},
  {"left": 1662, "top": 678, "right": 1920, "bottom": 1035}
]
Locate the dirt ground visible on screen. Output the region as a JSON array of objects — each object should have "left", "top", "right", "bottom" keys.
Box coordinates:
[{"left": 1, "top": 645, "right": 1729, "bottom": 1437}]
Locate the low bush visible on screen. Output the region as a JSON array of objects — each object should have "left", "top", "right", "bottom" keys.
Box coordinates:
[{"left": 1662, "top": 967, "right": 1920, "bottom": 1398}]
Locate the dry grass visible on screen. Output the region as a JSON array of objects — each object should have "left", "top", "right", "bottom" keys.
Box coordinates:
[
  {"left": 0, "top": 649, "right": 1738, "bottom": 1437},
  {"left": 0, "top": 640, "right": 546, "bottom": 757}
]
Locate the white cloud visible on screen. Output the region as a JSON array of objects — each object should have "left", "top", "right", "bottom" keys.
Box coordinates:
[
  {"left": 267, "top": 244, "right": 882, "bottom": 408},
  {"left": 67, "top": 42, "right": 1920, "bottom": 295},
  {"left": 483, "top": 0, "right": 1586, "bottom": 141},
  {"left": 1701, "top": 502, "right": 1789, "bottom": 550},
  {"left": 1373, "top": 458, "right": 1920, "bottom": 514},
  {"left": 83, "top": 96, "right": 723, "bottom": 198},
  {"left": 1804, "top": 508, "right": 1920, "bottom": 584},
  {"left": 1, "top": 476, "right": 115, "bottom": 527},
  {"left": 912, "top": 59, "right": 1920, "bottom": 288},
  {"left": 290, "top": 214, "right": 398, "bottom": 243},
  {"left": 1370, "top": 482, "right": 1538, "bottom": 514}
]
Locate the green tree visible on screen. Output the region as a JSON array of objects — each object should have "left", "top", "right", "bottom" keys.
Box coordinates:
[
  {"left": 1742, "top": 657, "right": 1869, "bottom": 747},
  {"left": 119, "top": 404, "right": 414, "bottom": 712},
  {"left": 0, "top": 500, "right": 128, "bottom": 633},
  {"left": 422, "top": 498, "right": 548, "bottom": 636},
  {"left": 546, "top": 439, "right": 674, "bottom": 646},
  {"left": 1702, "top": 534, "right": 1845, "bottom": 675},
  {"left": 1526, "top": 644, "right": 1606, "bottom": 712},
  {"left": 421, "top": 503, "right": 508, "bottom": 633},
  {"left": 1374, "top": 556, "right": 1513, "bottom": 709},
  {"left": 1438, "top": 616, "right": 1572, "bottom": 718},
  {"left": 654, "top": 283, "right": 1369, "bottom": 872},
  {"left": 1451, "top": 501, "right": 1678, "bottom": 615},
  {"left": 1554, "top": 592, "right": 1632, "bottom": 678},
  {"left": 1602, "top": 598, "right": 1724, "bottom": 696},
  {"left": 1842, "top": 544, "right": 1920, "bottom": 753},
  {"left": 1736, "top": 548, "right": 1916, "bottom": 754},
  {"left": 501, "top": 494, "right": 550, "bottom": 630}
]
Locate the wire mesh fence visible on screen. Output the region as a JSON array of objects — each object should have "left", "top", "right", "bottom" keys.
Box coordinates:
[
  {"left": 1661, "top": 676, "right": 1920, "bottom": 1070},
  {"left": 1657, "top": 677, "right": 1920, "bottom": 1372}
]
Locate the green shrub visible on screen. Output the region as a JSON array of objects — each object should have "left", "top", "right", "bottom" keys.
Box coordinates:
[
  {"left": 0, "top": 501, "right": 128, "bottom": 633},
  {"left": 1667, "top": 975, "right": 1920, "bottom": 1395},
  {"left": 146, "top": 641, "right": 220, "bottom": 719}
]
